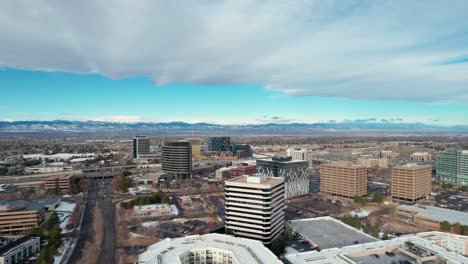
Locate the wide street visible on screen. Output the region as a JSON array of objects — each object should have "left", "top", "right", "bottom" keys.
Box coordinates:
[{"left": 69, "top": 178, "right": 116, "bottom": 264}]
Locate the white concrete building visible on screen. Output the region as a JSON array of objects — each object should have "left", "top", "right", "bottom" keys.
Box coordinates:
[
  {"left": 410, "top": 152, "right": 432, "bottom": 161},
  {"left": 225, "top": 174, "right": 284, "bottom": 244},
  {"left": 286, "top": 148, "right": 314, "bottom": 167},
  {"left": 285, "top": 235, "right": 468, "bottom": 264},
  {"left": 0, "top": 237, "right": 40, "bottom": 264},
  {"left": 138, "top": 234, "right": 281, "bottom": 264},
  {"left": 416, "top": 232, "right": 468, "bottom": 256},
  {"left": 133, "top": 204, "right": 171, "bottom": 218},
  {"left": 24, "top": 166, "right": 64, "bottom": 174}
]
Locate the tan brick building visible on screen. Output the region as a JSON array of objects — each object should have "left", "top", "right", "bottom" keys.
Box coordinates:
[
  {"left": 43, "top": 175, "right": 72, "bottom": 192},
  {"left": 320, "top": 161, "right": 367, "bottom": 198},
  {"left": 392, "top": 164, "right": 432, "bottom": 203},
  {"left": 0, "top": 200, "right": 45, "bottom": 234}
]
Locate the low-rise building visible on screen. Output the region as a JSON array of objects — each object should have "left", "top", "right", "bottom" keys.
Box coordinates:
[
  {"left": 357, "top": 158, "right": 388, "bottom": 168},
  {"left": 32, "top": 198, "right": 61, "bottom": 211},
  {"left": 397, "top": 204, "right": 468, "bottom": 230},
  {"left": 230, "top": 165, "right": 256, "bottom": 177},
  {"left": 133, "top": 204, "right": 172, "bottom": 218},
  {"left": 410, "top": 152, "right": 432, "bottom": 161},
  {"left": 24, "top": 166, "right": 64, "bottom": 174},
  {"left": 43, "top": 175, "right": 73, "bottom": 192},
  {"left": 416, "top": 232, "right": 468, "bottom": 256},
  {"left": 139, "top": 234, "right": 281, "bottom": 264},
  {"left": 285, "top": 235, "right": 468, "bottom": 264},
  {"left": 0, "top": 201, "right": 46, "bottom": 234},
  {"left": 290, "top": 217, "right": 377, "bottom": 250},
  {"left": 0, "top": 236, "right": 40, "bottom": 264},
  {"left": 215, "top": 168, "right": 232, "bottom": 181}
]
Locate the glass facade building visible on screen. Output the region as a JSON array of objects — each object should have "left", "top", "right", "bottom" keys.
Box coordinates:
[{"left": 436, "top": 148, "right": 468, "bottom": 186}]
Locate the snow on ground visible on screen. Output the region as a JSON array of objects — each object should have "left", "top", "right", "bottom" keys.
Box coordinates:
[
  {"left": 53, "top": 239, "right": 70, "bottom": 264},
  {"left": 142, "top": 221, "right": 159, "bottom": 228},
  {"left": 54, "top": 202, "right": 76, "bottom": 232},
  {"left": 170, "top": 204, "right": 179, "bottom": 216},
  {"left": 349, "top": 208, "right": 370, "bottom": 218},
  {"left": 56, "top": 201, "right": 76, "bottom": 212},
  {"left": 130, "top": 232, "right": 146, "bottom": 238},
  {"left": 286, "top": 247, "right": 299, "bottom": 254}
]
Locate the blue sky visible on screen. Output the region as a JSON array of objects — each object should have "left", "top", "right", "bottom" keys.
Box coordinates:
[
  {"left": 1, "top": 69, "right": 467, "bottom": 125},
  {"left": 1, "top": 1, "right": 468, "bottom": 125}
]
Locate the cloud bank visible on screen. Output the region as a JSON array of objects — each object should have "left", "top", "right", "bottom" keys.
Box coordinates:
[{"left": 1, "top": 0, "right": 468, "bottom": 102}]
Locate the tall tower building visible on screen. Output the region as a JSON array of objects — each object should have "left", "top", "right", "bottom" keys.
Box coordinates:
[
  {"left": 133, "top": 136, "right": 150, "bottom": 159},
  {"left": 225, "top": 174, "right": 284, "bottom": 245},
  {"left": 320, "top": 161, "right": 367, "bottom": 198},
  {"left": 392, "top": 164, "right": 432, "bottom": 203},
  {"left": 207, "top": 137, "right": 231, "bottom": 152},
  {"left": 256, "top": 156, "right": 309, "bottom": 198},
  {"left": 436, "top": 148, "right": 468, "bottom": 186},
  {"left": 161, "top": 141, "right": 192, "bottom": 179}
]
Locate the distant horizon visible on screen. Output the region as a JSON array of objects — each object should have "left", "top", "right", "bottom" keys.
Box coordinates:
[{"left": 2, "top": 118, "right": 468, "bottom": 127}]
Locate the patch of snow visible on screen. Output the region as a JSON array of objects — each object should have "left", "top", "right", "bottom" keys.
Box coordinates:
[
  {"left": 141, "top": 221, "right": 159, "bottom": 228},
  {"left": 170, "top": 204, "right": 179, "bottom": 216}
]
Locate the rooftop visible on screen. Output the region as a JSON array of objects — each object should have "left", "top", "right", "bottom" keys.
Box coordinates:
[
  {"left": 225, "top": 174, "right": 283, "bottom": 187},
  {"left": 258, "top": 156, "right": 307, "bottom": 164},
  {"left": 138, "top": 234, "right": 281, "bottom": 264},
  {"left": 395, "top": 163, "right": 432, "bottom": 169},
  {"left": 285, "top": 236, "right": 468, "bottom": 264},
  {"left": 321, "top": 161, "right": 366, "bottom": 169},
  {"left": 0, "top": 236, "right": 40, "bottom": 256},
  {"left": 290, "top": 217, "right": 377, "bottom": 250},
  {"left": 0, "top": 200, "right": 44, "bottom": 211},
  {"left": 398, "top": 204, "right": 468, "bottom": 226}
]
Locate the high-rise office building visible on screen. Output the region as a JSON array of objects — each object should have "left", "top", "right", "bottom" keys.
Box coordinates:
[
  {"left": 286, "top": 148, "right": 314, "bottom": 168},
  {"left": 225, "top": 174, "right": 284, "bottom": 245},
  {"left": 436, "top": 148, "right": 468, "bottom": 186},
  {"left": 256, "top": 156, "right": 309, "bottom": 198},
  {"left": 133, "top": 136, "right": 151, "bottom": 159},
  {"left": 207, "top": 137, "right": 231, "bottom": 152},
  {"left": 392, "top": 164, "right": 432, "bottom": 203},
  {"left": 320, "top": 161, "right": 367, "bottom": 198},
  {"left": 161, "top": 141, "right": 192, "bottom": 179}
]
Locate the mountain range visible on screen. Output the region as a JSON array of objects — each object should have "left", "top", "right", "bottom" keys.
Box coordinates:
[{"left": 1, "top": 120, "right": 467, "bottom": 135}]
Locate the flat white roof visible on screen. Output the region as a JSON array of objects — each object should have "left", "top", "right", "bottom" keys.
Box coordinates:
[
  {"left": 398, "top": 204, "right": 468, "bottom": 226},
  {"left": 290, "top": 217, "right": 377, "bottom": 249},
  {"left": 285, "top": 236, "right": 468, "bottom": 264},
  {"left": 138, "top": 234, "right": 281, "bottom": 264}
]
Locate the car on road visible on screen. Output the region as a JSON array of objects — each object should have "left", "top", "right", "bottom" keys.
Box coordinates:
[{"left": 370, "top": 254, "right": 380, "bottom": 259}]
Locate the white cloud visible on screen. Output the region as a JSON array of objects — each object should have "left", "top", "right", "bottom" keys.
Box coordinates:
[{"left": 1, "top": 0, "right": 468, "bottom": 102}]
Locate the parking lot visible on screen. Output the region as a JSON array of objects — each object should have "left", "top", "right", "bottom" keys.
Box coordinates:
[{"left": 433, "top": 190, "right": 468, "bottom": 212}]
